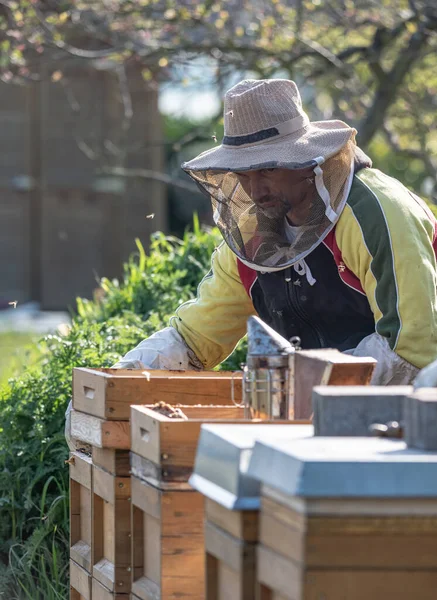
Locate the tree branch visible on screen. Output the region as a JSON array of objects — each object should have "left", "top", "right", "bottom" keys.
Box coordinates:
[
  {"left": 358, "top": 24, "right": 432, "bottom": 148},
  {"left": 99, "top": 166, "right": 199, "bottom": 193}
]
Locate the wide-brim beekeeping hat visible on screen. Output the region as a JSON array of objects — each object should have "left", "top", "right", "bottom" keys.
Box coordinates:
[{"left": 182, "top": 79, "right": 357, "bottom": 272}]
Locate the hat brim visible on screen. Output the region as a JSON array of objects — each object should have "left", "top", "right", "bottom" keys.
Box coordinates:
[{"left": 182, "top": 120, "right": 355, "bottom": 172}]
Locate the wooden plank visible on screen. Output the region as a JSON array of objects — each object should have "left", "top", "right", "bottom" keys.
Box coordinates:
[
  {"left": 132, "top": 505, "right": 144, "bottom": 582},
  {"left": 71, "top": 410, "right": 130, "bottom": 449},
  {"left": 104, "top": 501, "right": 115, "bottom": 565},
  {"left": 70, "top": 540, "right": 91, "bottom": 573},
  {"left": 204, "top": 521, "right": 252, "bottom": 573},
  {"left": 307, "top": 514, "right": 437, "bottom": 535},
  {"left": 131, "top": 476, "right": 203, "bottom": 532},
  {"left": 218, "top": 562, "right": 242, "bottom": 600},
  {"left": 257, "top": 545, "right": 299, "bottom": 600},
  {"left": 261, "top": 495, "right": 437, "bottom": 568},
  {"left": 102, "top": 420, "right": 131, "bottom": 449},
  {"left": 161, "top": 489, "right": 204, "bottom": 537},
  {"left": 70, "top": 479, "right": 81, "bottom": 557},
  {"left": 73, "top": 368, "right": 108, "bottom": 419},
  {"left": 92, "top": 447, "right": 131, "bottom": 476},
  {"left": 178, "top": 406, "right": 245, "bottom": 419},
  {"left": 93, "top": 465, "right": 132, "bottom": 593},
  {"left": 70, "top": 452, "right": 93, "bottom": 573},
  {"left": 261, "top": 496, "right": 306, "bottom": 531},
  {"left": 94, "top": 465, "right": 115, "bottom": 504},
  {"left": 293, "top": 349, "right": 375, "bottom": 419},
  {"left": 260, "top": 512, "right": 303, "bottom": 565},
  {"left": 131, "top": 475, "right": 161, "bottom": 519},
  {"left": 70, "top": 589, "right": 87, "bottom": 600},
  {"left": 262, "top": 486, "right": 437, "bottom": 516},
  {"left": 69, "top": 560, "right": 92, "bottom": 600},
  {"left": 204, "top": 521, "right": 256, "bottom": 600},
  {"left": 130, "top": 452, "right": 193, "bottom": 490},
  {"left": 304, "top": 570, "right": 437, "bottom": 600},
  {"left": 161, "top": 535, "right": 204, "bottom": 580},
  {"left": 94, "top": 557, "right": 115, "bottom": 591},
  {"left": 161, "top": 574, "right": 204, "bottom": 599},
  {"left": 143, "top": 512, "right": 161, "bottom": 587},
  {"left": 305, "top": 533, "right": 437, "bottom": 569},
  {"left": 92, "top": 577, "right": 128, "bottom": 599},
  {"left": 206, "top": 553, "right": 218, "bottom": 600},
  {"left": 131, "top": 477, "right": 205, "bottom": 598},
  {"left": 69, "top": 451, "right": 92, "bottom": 488},
  {"left": 205, "top": 498, "right": 258, "bottom": 542},
  {"left": 73, "top": 367, "right": 242, "bottom": 420}
]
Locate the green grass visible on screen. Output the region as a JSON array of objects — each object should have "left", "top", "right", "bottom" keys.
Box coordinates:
[{"left": 0, "top": 332, "right": 39, "bottom": 388}]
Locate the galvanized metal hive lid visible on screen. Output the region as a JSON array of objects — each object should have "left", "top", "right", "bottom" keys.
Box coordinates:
[
  {"left": 189, "top": 424, "right": 313, "bottom": 510},
  {"left": 248, "top": 436, "right": 437, "bottom": 498}
]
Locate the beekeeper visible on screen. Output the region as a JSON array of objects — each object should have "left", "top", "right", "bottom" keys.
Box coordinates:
[{"left": 112, "top": 78, "right": 437, "bottom": 386}]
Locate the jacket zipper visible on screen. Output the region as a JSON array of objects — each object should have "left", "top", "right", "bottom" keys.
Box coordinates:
[{"left": 285, "top": 267, "right": 327, "bottom": 347}]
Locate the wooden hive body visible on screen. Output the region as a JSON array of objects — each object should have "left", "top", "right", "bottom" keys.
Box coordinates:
[
  {"left": 193, "top": 424, "right": 312, "bottom": 600},
  {"left": 257, "top": 492, "right": 437, "bottom": 600},
  {"left": 130, "top": 404, "right": 248, "bottom": 600},
  {"left": 249, "top": 436, "right": 437, "bottom": 600},
  {"left": 129, "top": 406, "right": 308, "bottom": 598},
  {"left": 73, "top": 368, "right": 241, "bottom": 420}
]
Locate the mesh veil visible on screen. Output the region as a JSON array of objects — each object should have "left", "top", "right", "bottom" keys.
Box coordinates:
[{"left": 184, "top": 139, "right": 356, "bottom": 272}]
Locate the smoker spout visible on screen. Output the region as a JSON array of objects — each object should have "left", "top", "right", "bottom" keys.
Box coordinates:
[{"left": 247, "top": 316, "right": 293, "bottom": 357}]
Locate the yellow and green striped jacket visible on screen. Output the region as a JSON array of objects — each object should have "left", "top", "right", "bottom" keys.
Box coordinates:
[{"left": 171, "top": 169, "right": 437, "bottom": 370}]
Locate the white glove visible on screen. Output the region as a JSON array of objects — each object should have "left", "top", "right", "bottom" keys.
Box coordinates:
[
  {"left": 111, "top": 327, "right": 203, "bottom": 370},
  {"left": 346, "top": 333, "right": 419, "bottom": 385},
  {"left": 413, "top": 357, "right": 437, "bottom": 389}
]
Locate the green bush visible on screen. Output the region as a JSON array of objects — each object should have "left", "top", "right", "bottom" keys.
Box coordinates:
[{"left": 0, "top": 220, "right": 246, "bottom": 599}]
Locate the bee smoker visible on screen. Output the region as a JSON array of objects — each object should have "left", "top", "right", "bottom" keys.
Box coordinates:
[{"left": 243, "top": 316, "right": 300, "bottom": 420}]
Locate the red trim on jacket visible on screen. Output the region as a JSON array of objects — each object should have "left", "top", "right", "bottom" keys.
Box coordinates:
[
  {"left": 237, "top": 260, "right": 257, "bottom": 299},
  {"left": 323, "top": 229, "right": 365, "bottom": 295}
]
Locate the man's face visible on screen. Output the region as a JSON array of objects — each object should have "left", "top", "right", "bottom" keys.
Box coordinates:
[{"left": 235, "top": 166, "right": 315, "bottom": 219}]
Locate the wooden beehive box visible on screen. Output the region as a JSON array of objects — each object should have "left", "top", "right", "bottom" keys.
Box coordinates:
[
  {"left": 130, "top": 404, "right": 246, "bottom": 488},
  {"left": 73, "top": 368, "right": 242, "bottom": 420},
  {"left": 197, "top": 424, "right": 313, "bottom": 600},
  {"left": 71, "top": 368, "right": 243, "bottom": 451},
  {"left": 249, "top": 436, "right": 437, "bottom": 600},
  {"left": 130, "top": 404, "right": 246, "bottom": 599},
  {"left": 91, "top": 447, "right": 133, "bottom": 597},
  {"left": 257, "top": 497, "right": 437, "bottom": 600}
]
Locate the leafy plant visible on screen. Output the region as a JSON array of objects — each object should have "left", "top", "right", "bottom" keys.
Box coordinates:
[{"left": 0, "top": 221, "right": 246, "bottom": 598}]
